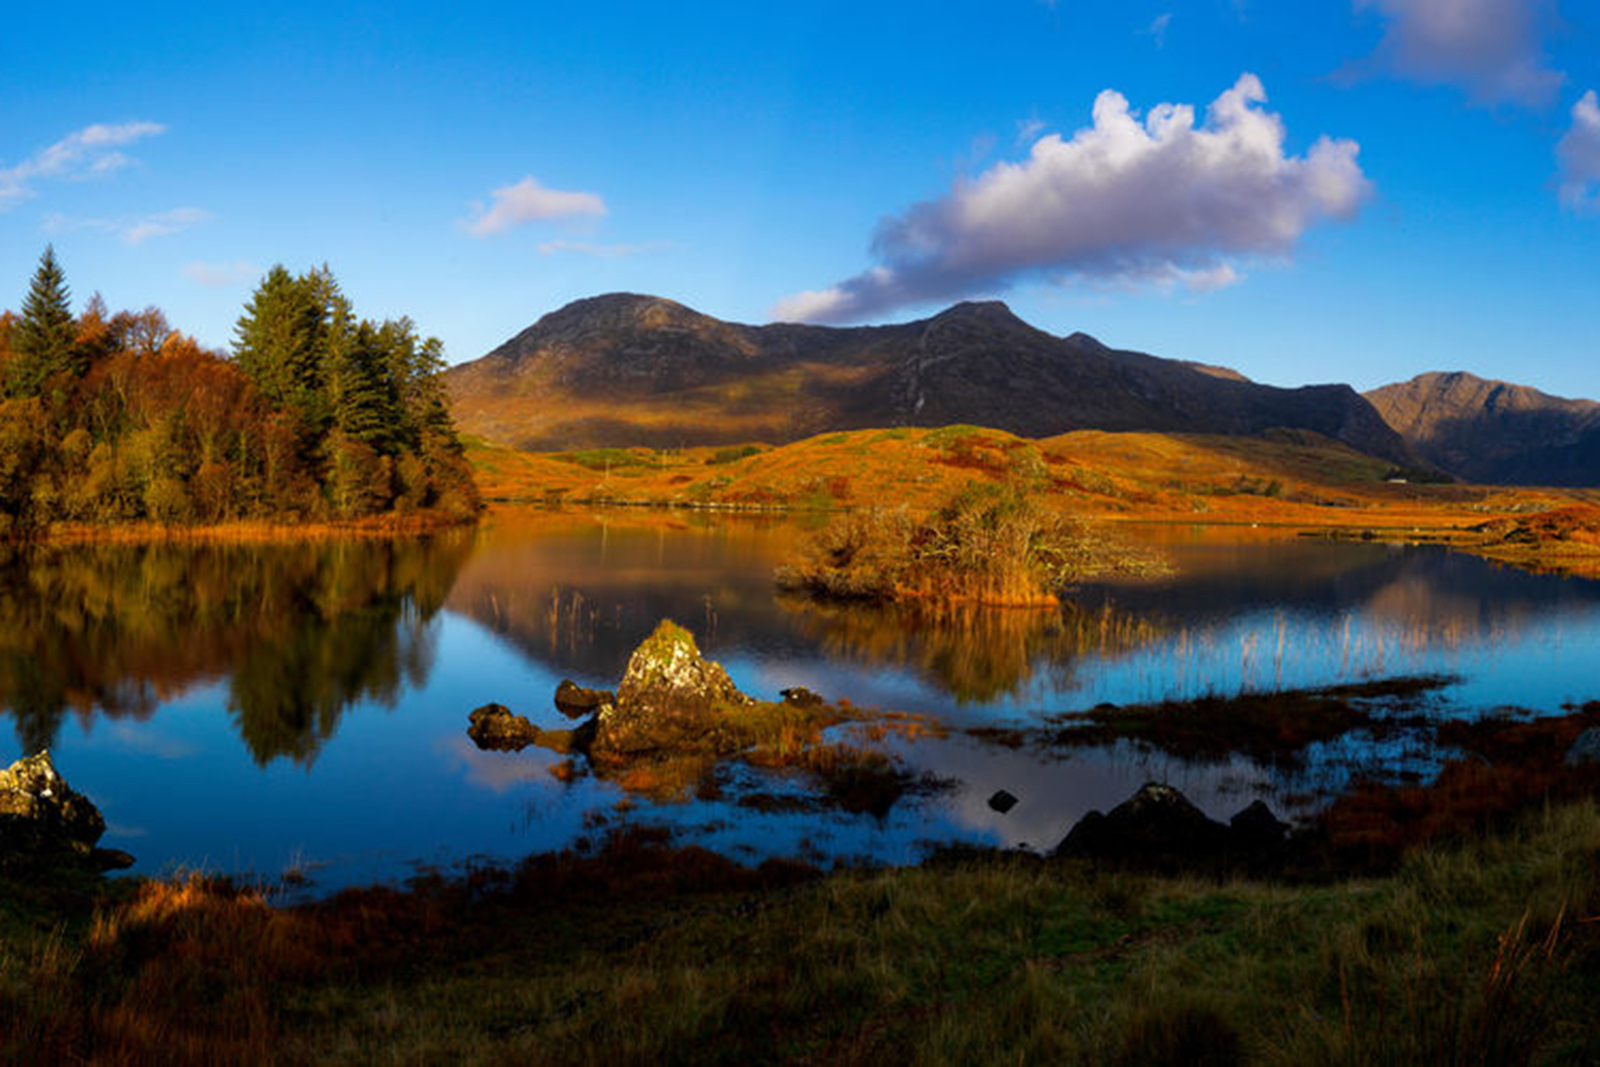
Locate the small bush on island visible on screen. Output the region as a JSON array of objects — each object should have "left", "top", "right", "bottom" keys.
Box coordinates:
[{"left": 776, "top": 483, "right": 1168, "bottom": 606}]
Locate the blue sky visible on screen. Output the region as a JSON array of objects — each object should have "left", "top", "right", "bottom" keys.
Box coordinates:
[{"left": 3, "top": 1, "right": 1598, "bottom": 397}]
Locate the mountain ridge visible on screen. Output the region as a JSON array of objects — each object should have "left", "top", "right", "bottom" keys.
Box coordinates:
[
  {"left": 1364, "top": 371, "right": 1600, "bottom": 487},
  {"left": 446, "top": 294, "right": 1426, "bottom": 469}
]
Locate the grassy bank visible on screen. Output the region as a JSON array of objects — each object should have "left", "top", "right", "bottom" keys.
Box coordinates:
[
  {"left": 464, "top": 425, "right": 1600, "bottom": 580},
  {"left": 3, "top": 795, "right": 1598, "bottom": 1063},
  {"left": 23, "top": 509, "right": 478, "bottom": 547}
]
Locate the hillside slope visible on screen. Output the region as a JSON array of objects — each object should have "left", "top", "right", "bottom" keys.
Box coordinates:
[
  {"left": 447, "top": 294, "right": 1424, "bottom": 469},
  {"left": 1365, "top": 372, "right": 1600, "bottom": 486}
]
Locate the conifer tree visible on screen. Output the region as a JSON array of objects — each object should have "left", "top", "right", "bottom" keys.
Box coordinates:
[
  {"left": 8, "top": 245, "right": 79, "bottom": 397},
  {"left": 232, "top": 265, "right": 326, "bottom": 428}
]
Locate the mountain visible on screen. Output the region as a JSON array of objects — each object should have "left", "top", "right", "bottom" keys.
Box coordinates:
[
  {"left": 1365, "top": 372, "right": 1600, "bottom": 487},
  {"left": 446, "top": 293, "right": 1424, "bottom": 468}
]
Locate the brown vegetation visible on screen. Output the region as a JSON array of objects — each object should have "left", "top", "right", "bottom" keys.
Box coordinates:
[
  {"left": 776, "top": 483, "right": 1168, "bottom": 607},
  {"left": 463, "top": 423, "right": 1600, "bottom": 581}
]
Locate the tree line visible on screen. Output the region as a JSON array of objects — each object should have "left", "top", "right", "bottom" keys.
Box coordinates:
[{"left": 0, "top": 247, "right": 478, "bottom": 533}]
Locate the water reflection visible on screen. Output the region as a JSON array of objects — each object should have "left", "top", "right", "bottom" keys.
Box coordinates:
[
  {"left": 777, "top": 596, "right": 1163, "bottom": 703},
  {"left": 6, "top": 511, "right": 1600, "bottom": 889},
  {"left": 0, "top": 535, "right": 472, "bottom": 764}
]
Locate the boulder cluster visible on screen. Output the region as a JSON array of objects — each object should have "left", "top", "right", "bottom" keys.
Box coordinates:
[{"left": 1055, "top": 782, "right": 1290, "bottom": 871}]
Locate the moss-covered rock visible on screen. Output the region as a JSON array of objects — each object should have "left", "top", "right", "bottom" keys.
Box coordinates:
[
  {"left": 0, "top": 751, "right": 106, "bottom": 864},
  {"left": 466, "top": 703, "right": 543, "bottom": 751},
  {"left": 594, "top": 620, "right": 753, "bottom": 757}
]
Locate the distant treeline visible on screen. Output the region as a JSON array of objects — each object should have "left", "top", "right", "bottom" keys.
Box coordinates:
[{"left": 0, "top": 248, "right": 479, "bottom": 534}]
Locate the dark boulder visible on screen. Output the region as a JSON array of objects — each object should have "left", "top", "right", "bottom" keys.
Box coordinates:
[
  {"left": 1055, "top": 782, "right": 1228, "bottom": 864},
  {"left": 467, "top": 703, "right": 544, "bottom": 751},
  {"left": 0, "top": 751, "right": 108, "bottom": 864},
  {"left": 780, "top": 686, "right": 826, "bottom": 709},
  {"left": 988, "top": 789, "right": 1019, "bottom": 814},
  {"left": 1229, "top": 799, "right": 1291, "bottom": 848},
  {"left": 554, "top": 680, "right": 615, "bottom": 720},
  {"left": 1055, "top": 783, "right": 1295, "bottom": 871}
]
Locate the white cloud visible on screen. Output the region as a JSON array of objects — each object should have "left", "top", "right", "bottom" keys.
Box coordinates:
[
  {"left": 1558, "top": 89, "right": 1600, "bottom": 210},
  {"left": 1353, "top": 0, "right": 1564, "bottom": 107},
  {"left": 121, "top": 207, "right": 212, "bottom": 244},
  {"left": 465, "top": 175, "right": 606, "bottom": 237},
  {"left": 184, "top": 260, "right": 260, "bottom": 288},
  {"left": 0, "top": 121, "right": 166, "bottom": 207},
  {"left": 1015, "top": 116, "right": 1046, "bottom": 145},
  {"left": 1146, "top": 12, "right": 1173, "bottom": 49},
  {"left": 773, "top": 74, "right": 1370, "bottom": 323},
  {"left": 45, "top": 205, "right": 212, "bottom": 244}
]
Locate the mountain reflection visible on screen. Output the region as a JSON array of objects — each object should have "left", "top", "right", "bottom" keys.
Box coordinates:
[{"left": 0, "top": 535, "right": 472, "bottom": 764}]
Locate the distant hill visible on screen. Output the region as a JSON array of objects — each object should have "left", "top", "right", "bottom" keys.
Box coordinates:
[
  {"left": 447, "top": 294, "right": 1424, "bottom": 469},
  {"left": 1365, "top": 372, "right": 1600, "bottom": 487}
]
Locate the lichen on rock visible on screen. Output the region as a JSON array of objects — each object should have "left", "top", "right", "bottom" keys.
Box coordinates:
[
  {"left": 0, "top": 750, "right": 108, "bottom": 864},
  {"left": 594, "top": 620, "right": 753, "bottom": 757}
]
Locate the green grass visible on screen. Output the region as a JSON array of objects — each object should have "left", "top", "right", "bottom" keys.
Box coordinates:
[{"left": 6, "top": 798, "right": 1600, "bottom": 1063}]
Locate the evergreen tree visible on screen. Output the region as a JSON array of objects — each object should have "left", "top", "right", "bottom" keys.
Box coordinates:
[
  {"left": 328, "top": 320, "right": 399, "bottom": 451},
  {"left": 8, "top": 245, "right": 79, "bottom": 397},
  {"left": 232, "top": 265, "right": 327, "bottom": 429}
]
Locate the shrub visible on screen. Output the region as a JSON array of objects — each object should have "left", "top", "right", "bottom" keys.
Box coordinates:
[{"left": 777, "top": 484, "right": 1167, "bottom": 606}]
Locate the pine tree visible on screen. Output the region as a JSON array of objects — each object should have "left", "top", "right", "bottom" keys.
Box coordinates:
[
  {"left": 232, "top": 265, "right": 326, "bottom": 426},
  {"left": 8, "top": 245, "right": 79, "bottom": 397}
]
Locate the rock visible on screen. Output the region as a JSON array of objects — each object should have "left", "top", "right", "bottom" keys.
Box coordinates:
[
  {"left": 554, "top": 680, "right": 614, "bottom": 720},
  {"left": 988, "top": 789, "right": 1019, "bottom": 814},
  {"left": 91, "top": 847, "right": 138, "bottom": 871},
  {"left": 1055, "top": 782, "right": 1228, "bottom": 864},
  {"left": 0, "top": 751, "right": 107, "bottom": 862},
  {"left": 1566, "top": 727, "right": 1600, "bottom": 767},
  {"left": 467, "top": 703, "right": 543, "bottom": 751},
  {"left": 1229, "top": 799, "right": 1290, "bottom": 847},
  {"left": 780, "top": 686, "right": 825, "bottom": 709},
  {"left": 594, "top": 620, "right": 752, "bottom": 756}
]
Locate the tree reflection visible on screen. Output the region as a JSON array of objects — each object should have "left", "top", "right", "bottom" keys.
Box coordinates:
[
  {"left": 0, "top": 534, "right": 471, "bottom": 764},
  {"left": 778, "top": 594, "right": 1163, "bottom": 702}
]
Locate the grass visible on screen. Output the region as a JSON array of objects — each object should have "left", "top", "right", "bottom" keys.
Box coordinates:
[
  {"left": 1031, "top": 675, "right": 1455, "bottom": 768},
  {"left": 17, "top": 510, "right": 475, "bottom": 547},
  {"left": 5, "top": 796, "right": 1600, "bottom": 1063}
]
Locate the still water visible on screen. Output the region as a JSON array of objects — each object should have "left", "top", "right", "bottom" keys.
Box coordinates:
[{"left": 4, "top": 509, "right": 1599, "bottom": 892}]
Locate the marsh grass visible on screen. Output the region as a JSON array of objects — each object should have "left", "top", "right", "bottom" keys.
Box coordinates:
[
  {"left": 777, "top": 483, "right": 1168, "bottom": 607},
  {"left": 8, "top": 798, "right": 1600, "bottom": 1063}
]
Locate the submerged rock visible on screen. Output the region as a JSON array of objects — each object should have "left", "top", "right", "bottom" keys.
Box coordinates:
[
  {"left": 467, "top": 703, "right": 544, "bottom": 751},
  {"left": 594, "top": 620, "right": 753, "bottom": 756},
  {"left": 0, "top": 751, "right": 108, "bottom": 863},
  {"left": 988, "top": 789, "right": 1019, "bottom": 814},
  {"left": 554, "top": 680, "right": 615, "bottom": 720}
]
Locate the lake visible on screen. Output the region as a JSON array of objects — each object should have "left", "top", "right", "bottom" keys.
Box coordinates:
[{"left": 5, "top": 508, "right": 1600, "bottom": 894}]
